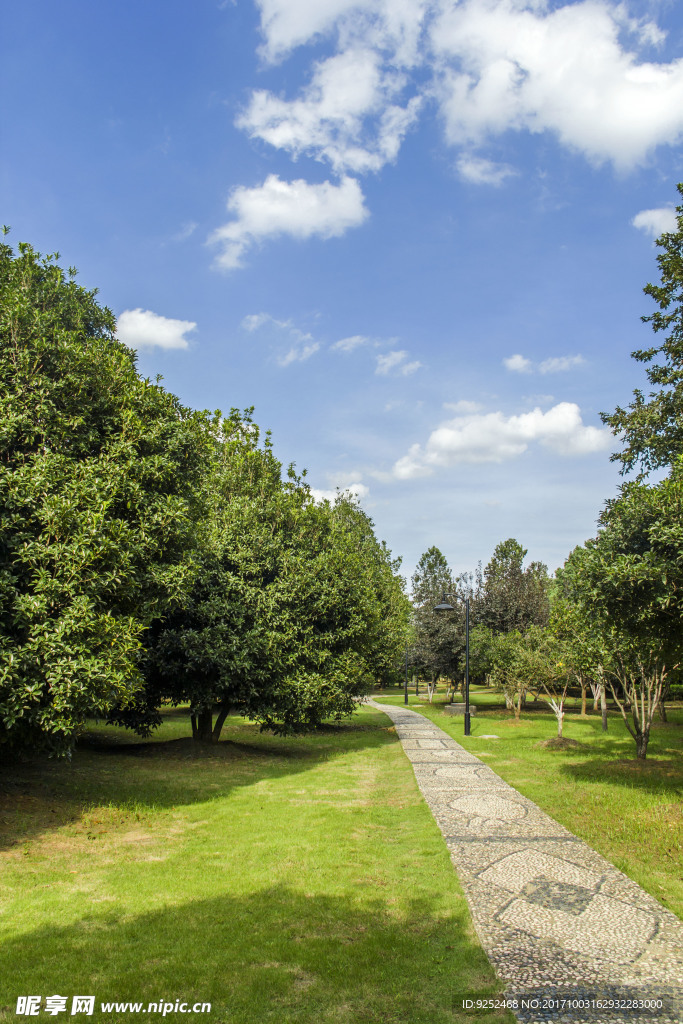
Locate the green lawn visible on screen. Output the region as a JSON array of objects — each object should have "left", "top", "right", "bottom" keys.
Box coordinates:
[
  {"left": 377, "top": 688, "right": 683, "bottom": 919},
  {"left": 1, "top": 706, "right": 512, "bottom": 1024}
]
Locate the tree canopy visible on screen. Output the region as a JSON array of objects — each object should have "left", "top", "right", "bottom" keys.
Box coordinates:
[{"left": 1, "top": 239, "right": 410, "bottom": 756}]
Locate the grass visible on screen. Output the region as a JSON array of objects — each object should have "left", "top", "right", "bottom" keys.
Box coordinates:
[
  {"left": 1, "top": 706, "right": 513, "bottom": 1024},
  {"left": 376, "top": 687, "right": 683, "bottom": 919}
]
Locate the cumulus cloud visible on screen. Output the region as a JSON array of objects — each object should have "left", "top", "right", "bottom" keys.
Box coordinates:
[
  {"left": 375, "top": 349, "right": 422, "bottom": 376},
  {"left": 504, "top": 353, "right": 585, "bottom": 374},
  {"left": 218, "top": 2, "right": 683, "bottom": 266},
  {"left": 392, "top": 402, "right": 611, "bottom": 478},
  {"left": 632, "top": 205, "right": 678, "bottom": 238},
  {"left": 238, "top": 48, "right": 422, "bottom": 174},
  {"left": 431, "top": 0, "right": 683, "bottom": 169},
  {"left": 209, "top": 174, "right": 368, "bottom": 268},
  {"left": 116, "top": 308, "right": 196, "bottom": 350}
]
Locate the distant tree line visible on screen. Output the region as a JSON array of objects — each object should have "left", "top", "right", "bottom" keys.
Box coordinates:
[
  {"left": 0, "top": 237, "right": 410, "bottom": 757},
  {"left": 410, "top": 183, "right": 683, "bottom": 760}
]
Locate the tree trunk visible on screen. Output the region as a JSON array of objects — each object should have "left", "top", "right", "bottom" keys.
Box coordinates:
[
  {"left": 212, "top": 701, "right": 232, "bottom": 743},
  {"left": 557, "top": 711, "right": 564, "bottom": 738},
  {"left": 415, "top": 675, "right": 419, "bottom": 696},
  {"left": 636, "top": 730, "right": 649, "bottom": 760},
  {"left": 592, "top": 684, "right": 599, "bottom": 712},
  {"left": 192, "top": 709, "right": 214, "bottom": 744},
  {"left": 580, "top": 682, "right": 587, "bottom": 717},
  {"left": 600, "top": 683, "right": 608, "bottom": 732},
  {"left": 658, "top": 702, "right": 668, "bottom": 722}
]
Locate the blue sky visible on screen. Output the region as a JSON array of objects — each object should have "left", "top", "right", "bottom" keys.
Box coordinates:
[{"left": 3, "top": 0, "right": 683, "bottom": 584}]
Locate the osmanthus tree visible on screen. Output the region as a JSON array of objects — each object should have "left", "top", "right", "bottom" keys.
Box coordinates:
[
  {"left": 124, "top": 410, "right": 411, "bottom": 743},
  {"left": 488, "top": 625, "right": 558, "bottom": 724},
  {"left": 561, "top": 473, "right": 683, "bottom": 758},
  {"left": 550, "top": 574, "right": 611, "bottom": 729},
  {"left": 0, "top": 239, "right": 211, "bottom": 756}
]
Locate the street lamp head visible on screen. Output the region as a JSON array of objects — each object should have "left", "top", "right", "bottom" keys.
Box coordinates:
[{"left": 433, "top": 594, "right": 454, "bottom": 613}]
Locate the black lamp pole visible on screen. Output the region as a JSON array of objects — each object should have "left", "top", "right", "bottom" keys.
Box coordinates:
[
  {"left": 404, "top": 648, "right": 409, "bottom": 705},
  {"left": 434, "top": 593, "right": 471, "bottom": 736}
]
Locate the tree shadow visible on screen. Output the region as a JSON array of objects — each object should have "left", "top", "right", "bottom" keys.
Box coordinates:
[
  {"left": 558, "top": 753, "right": 683, "bottom": 796},
  {"left": 0, "top": 710, "right": 396, "bottom": 853},
  {"left": 0, "top": 887, "right": 508, "bottom": 1024}
]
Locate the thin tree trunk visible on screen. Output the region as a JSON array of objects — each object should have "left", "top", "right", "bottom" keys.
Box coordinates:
[
  {"left": 557, "top": 710, "right": 564, "bottom": 738},
  {"left": 580, "top": 681, "right": 587, "bottom": 717},
  {"left": 658, "top": 701, "right": 668, "bottom": 722},
  {"left": 212, "top": 701, "right": 232, "bottom": 743},
  {"left": 600, "top": 685, "right": 608, "bottom": 732}
]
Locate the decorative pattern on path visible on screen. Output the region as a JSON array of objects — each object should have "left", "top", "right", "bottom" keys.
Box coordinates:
[{"left": 371, "top": 702, "right": 683, "bottom": 1024}]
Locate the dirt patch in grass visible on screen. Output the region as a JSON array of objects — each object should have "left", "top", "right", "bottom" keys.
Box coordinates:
[{"left": 538, "top": 737, "right": 583, "bottom": 749}]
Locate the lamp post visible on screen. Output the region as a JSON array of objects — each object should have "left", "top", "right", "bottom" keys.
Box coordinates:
[
  {"left": 404, "top": 648, "right": 409, "bottom": 705},
  {"left": 434, "top": 593, "right": 471, "bottom": 736}
]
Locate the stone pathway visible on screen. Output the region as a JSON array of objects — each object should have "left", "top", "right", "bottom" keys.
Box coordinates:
[{"left": 371, "top": 701, "right": 683, "bottom": 1024}]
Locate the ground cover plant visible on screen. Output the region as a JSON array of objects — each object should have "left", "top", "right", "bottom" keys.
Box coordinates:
[
  {"left": 376, "top": 688, "right": 683, "bottom": 919},
  {"left": 0, "top": 705, "right": 513, "bottom": 1024}
]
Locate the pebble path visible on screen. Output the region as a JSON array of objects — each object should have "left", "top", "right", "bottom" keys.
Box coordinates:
[{"left": 371, "top": 701, "right": 683, "bottom": 1024}]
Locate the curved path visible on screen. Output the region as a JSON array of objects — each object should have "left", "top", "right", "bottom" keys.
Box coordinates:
[{"left": 371, "top": 701, "right": 683, "bottom": 1024}]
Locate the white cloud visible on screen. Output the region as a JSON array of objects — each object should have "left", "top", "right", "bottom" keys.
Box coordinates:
[
  {"left": 331, "top": 334, "right": 371, "bottom": 352},
  {"left": 504, "top": 353, "right": 532, "bottom": 373},
  {"left": 539, "top": 354, "right": 585, "bottom": 374},
  {"left": 431, "top": 0, "right": 683, "bottom": 169},
  {"left": 242, "top": 312, "right": 290, "bottom": 332},
  {"left": 375, "top": 349, "right": 422, "bottom": 376},
  {"left": 238, "top": 48, "right": 422, "bottom": 174},
  {"left": 456, "top": 153, "right": 516, "bottom": 185},
  {"left": 241, "top": 310, "right": 321, "bottom": 367},
  {"left": 443, "top": 399, "right": 484, "bottom": 413},
  {"left": 220, "top": 2, "right": 683, "bottom": 267},
  {"left": 309, "top": 479, "right": 370, "bottom": 503},
  {"left": 209, "top": 174, "right": 368, "bottom": 269},
  {"left": 632, "top": 205, "right": 678, "bottom": 238},
  {"left": 255, "top": 0, "right": 429, "bottom": 65},
  {"left": 116, "top": 308, "right": 196, "bottom": 350},
  {"left": 392, "top": 402, "right": 611, "bottom": 478},
  {"left": 278, "top": 342, "right": 320, "bottom": 366},
  {"left": 505, "top": 353, "right": 585, "bottom": 374}
]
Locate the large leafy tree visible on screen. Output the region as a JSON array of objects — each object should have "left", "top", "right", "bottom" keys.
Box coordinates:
[
  {"left": 124, "top": 414, "right": 411, "bottom": 742},
  {"left": 602, "top": 182, "right": 683, "bottom": 476},
  {"left": 0, "top": 240, "right": 209, "bottom": 756}
]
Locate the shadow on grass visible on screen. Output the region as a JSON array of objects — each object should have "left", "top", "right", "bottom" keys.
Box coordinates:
[
  {"left": 0, "top": 888, "right": 508, "bottom": 1024},
  {"left": 0, "top": 710, "right": 396, "bottom": 854}
]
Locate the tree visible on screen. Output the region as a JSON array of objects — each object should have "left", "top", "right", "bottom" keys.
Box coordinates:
[
  {"left": 411, "top": 547, "right": 462, "bottom": 694},
  {"left": 602, "top": 182, "right": 683, "bottom": 477},
  {"left": 0, "top": 240, "right": 210, "bottom": 756},
  {"left": 125, "top": 416, "right": 411, "bottom": 743},
  {"left": 489, "top": 625, "right": 556, "bottom": 724},
  {"left": 560, "top": 473, "right": 683, "bottom": 758},
  {"left": 482, "top": 539, "right": 550, "bottom": 634}
]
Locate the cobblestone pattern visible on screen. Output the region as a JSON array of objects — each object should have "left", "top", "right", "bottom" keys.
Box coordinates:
[{"left": 371, "top": 702, "right": 683, "bottom": 1024}]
